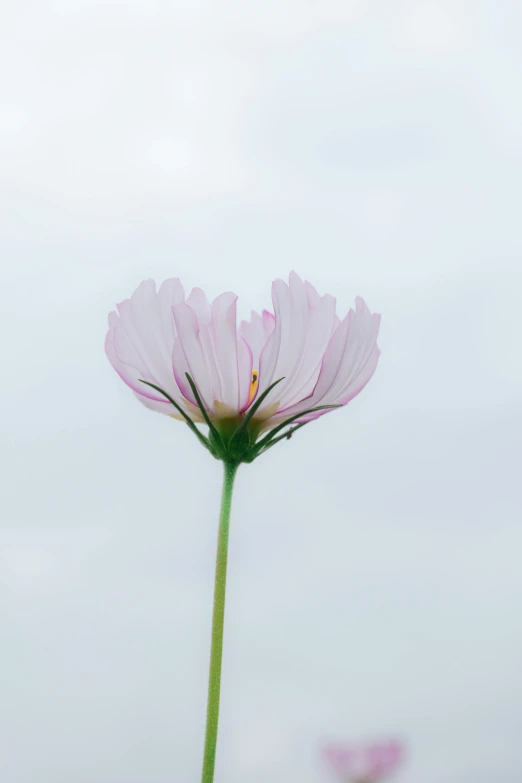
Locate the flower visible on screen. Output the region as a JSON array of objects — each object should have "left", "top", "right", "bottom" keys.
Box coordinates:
[
  {"left": 105, "top": 272, "right": 380, "bottom": 462},
  {"left": 322, "top": 740, "right": 405, "bottom": 783}
]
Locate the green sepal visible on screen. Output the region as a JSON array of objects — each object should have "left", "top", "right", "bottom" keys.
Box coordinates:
[
  {"left": 227, "top": 426, "right": 251, "bottom": 462},
  {"left": 184, "top": 373, "right": 225, "bottom": 451},
  {"left": 252, "top": 405, "right": 341, "bottom": 456},
  {"left": 208, "top": 428, "right": 227, "bottom": 460},
  {"left": 138, "top": 380, "right": 212, "bottom": 453},
  {"left": 255, "top": 421, "right": 308, "bottom": 455},
  {"left": 140, "top": 377, "right": 341, "bottom": 464}
]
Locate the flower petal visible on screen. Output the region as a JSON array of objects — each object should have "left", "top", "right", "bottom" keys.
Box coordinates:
[
  {"left": 239, "top": 309, "right": 275, "bottom": 372},
  {"left": 256, "top": 272, "right": 336, "bottom": 412},
  {"left": 135, "top": 391, "right": 204, "bottom": 421},
  {"left": 105, "top": 278, "right": 186, "bottom": 413},
  {"left": 322, "top": 741, "right": 404, "bottom": 781},
  {"left": 210, "top": 292, "right": 242, "bottom": 411},
  {"left": 186, "top": 286, "right": 211, "bottom": 324},
  {"left": 107, "top": 276, "right": 380, "bottom": 431},
  {"left": 277, "top": 282, "right": 336, "bottom": 410},
  {"left": 172, "top": 292, "right": 246, "bottom": 415},
  {"left": 280, "top": 296, "right": 381, "bottom": 423},
  {"left": 172, "top": 301, "right": 216, "bottom": 409},
  {"left": 238, "top": 336, "right": 253, "bottom": 412}
]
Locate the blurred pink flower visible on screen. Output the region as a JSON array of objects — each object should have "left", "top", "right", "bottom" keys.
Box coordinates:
[
  {"left": 105, "top": 272, "right": 380, "bottom": 439},
  {"left": 322, "top": 740, "right": 405, "bottom": 783}
]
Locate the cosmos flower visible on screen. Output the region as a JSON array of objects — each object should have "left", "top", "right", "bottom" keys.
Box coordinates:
[
  {"left": 106, "top": 271, "right": 383, "bottom": 783},
  {"left": 322, "top": 740, "right": 405, "bottom": 783},
  {"left": 105, "top": 272, "right": 380, "bottom": 463}
]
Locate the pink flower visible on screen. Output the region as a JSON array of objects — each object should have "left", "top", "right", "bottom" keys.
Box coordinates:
[
  {"left": 105, "top": 272, "right": 380, "bottom": 462},
  {"left": 322, "top": 740, "right": 405, "bottom": 783}
]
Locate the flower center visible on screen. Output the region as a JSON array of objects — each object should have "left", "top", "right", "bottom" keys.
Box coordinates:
[{"left": 247, "top": 371, "right": 259, "bottom": 405}]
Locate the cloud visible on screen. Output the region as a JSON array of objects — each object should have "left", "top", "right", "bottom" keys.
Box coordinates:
[{"left": 1, "top": 1, "right": 521, "bottom": 781}]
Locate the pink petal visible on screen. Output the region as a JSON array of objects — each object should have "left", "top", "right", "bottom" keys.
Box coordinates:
[
  {"left": 172, "top": 292, "right": 246, "bottom": 415},
  {"left": 157, "top": 277, "right": 186, "bottom": 340},
  {"left": 238, "top": 336, "right": 254, "bottom": 412},
  {"left": 322, "top": 745, "right": 356, "bottom": 774},
  {"left": 186, "top": 287, "right": 211, "bottom": 324},
  {"left": 172, "top": 301, "right": 216, "bottom": 409},
  {"left": 277, "top": 280, "right": 336, "bottom": 410},
  {"left": 239, "top": 309, "right": 275, "bottom": 372},
  {"left": 322, "top": 741, "right": 404, "bottom": 782},
  {"left": 262, "top": 309, "right": 275, "bottom": 333},
  {"left": 257, "top": 272, "right": 336, "bottom": 413},
  {"left": 135, "top": 392, "right": 198, "bottom": 419},
  {"left": 210, "top": 292, "right": 243, "bottom": 411},
  {"left": 281, "top": 296, "right": 380, "bottom": 423},
  {"left": 257, "top": 274, "right": 303, "bottom": 402},
  {"left": 365, "top": 741, "right": 404, "bottom": 776},
  {"left": 105, "top": 278, "right": 187, "bottom": 413},
  {"left": 107, "top": 275, "right": 380, "bottom": 427}
]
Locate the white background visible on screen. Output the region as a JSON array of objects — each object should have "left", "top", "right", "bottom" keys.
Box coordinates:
[{"left": 1, "top": 1, "right": 521, "bottom": 781}]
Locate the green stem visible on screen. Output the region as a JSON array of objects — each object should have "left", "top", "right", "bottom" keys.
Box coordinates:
[{"left": 201, "top": 461, "right": 239, "bottom": 783}]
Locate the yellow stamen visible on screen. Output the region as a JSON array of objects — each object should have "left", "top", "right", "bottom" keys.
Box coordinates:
[{"left": 247, "top": 371, "right": 259, "bottom": 405}]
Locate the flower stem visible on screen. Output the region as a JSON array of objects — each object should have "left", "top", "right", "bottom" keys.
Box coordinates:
[{"left": 201, "top": 461, "right": 239, "bottom": 783}]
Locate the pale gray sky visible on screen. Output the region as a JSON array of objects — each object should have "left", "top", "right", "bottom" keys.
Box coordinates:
[{"left": 1, "top": 1, "right": 521, "bottom": 782}]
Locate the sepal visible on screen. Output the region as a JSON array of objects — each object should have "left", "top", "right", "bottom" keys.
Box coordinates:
[{"left": 139, "top": 377, "right": 340, "bottom": 464}]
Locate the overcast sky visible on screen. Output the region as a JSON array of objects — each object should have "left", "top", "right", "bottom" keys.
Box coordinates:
[{"left": 1, "top": 1, "right": 521, "bottom": 782}]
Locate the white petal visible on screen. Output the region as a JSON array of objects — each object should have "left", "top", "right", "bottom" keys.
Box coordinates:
[
  {"left": 187, "top": 287, "right": 211, "bottom": 324},
  {"left": 257, "top": 272, "right": 336, "bottom": 412},
  {"left": 239, "top": 309, "right": 275, "bottom": 371},
  {"left": 107, "top": 279, "right": 186, "bottom": 409},
  {"left": 283, "top": 296, "right": 381, "bottom": 420},
  {"left": 210, "top": 292, "right": 241, "bottom": 411},
  {"left": 172, "top": 301, "right": 215, "bottom": 409}
]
